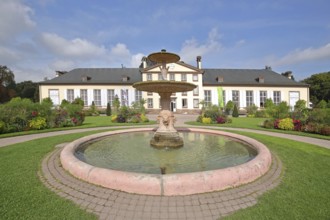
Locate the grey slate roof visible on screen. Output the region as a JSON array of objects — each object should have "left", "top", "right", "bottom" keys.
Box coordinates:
[
  {"left": 40, "top": 68, "right": 142, "bottom": 85},
  {"left": 203, "top": 69, "right": 308, "bottom": 87},
  {"left": 40, "top": 67, "right": 308, "bottom": 87}
]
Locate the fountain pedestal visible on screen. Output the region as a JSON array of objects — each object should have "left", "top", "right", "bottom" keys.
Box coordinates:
[
  {"left": 133, "top": 50, "right": 196, "bottom": 149},
  {"left": 150, "top": 110, "right": 183, "bottom": 148}
]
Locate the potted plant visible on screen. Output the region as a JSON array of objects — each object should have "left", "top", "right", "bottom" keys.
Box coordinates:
[{"left": 225, "top": 100, "right": 234, "bottom": 115}]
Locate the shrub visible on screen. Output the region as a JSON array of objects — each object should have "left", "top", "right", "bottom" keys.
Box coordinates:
[
  {"left": 72, "top": 97, "right": 84, "bottom": 106},
  {"left": 263, "top": 119, "right": 274, "bottom": 129},
  {"left": 320, "top": 125, "right": 330, "bottom": 136},
  {"left": 29, "top": 117, "right": 47, "bottom": 130},
  {"left": 0, "top": 121, "right": 5, "bottom": 134},
  {"left": 315, "top": 100, "right": 327, "bottom": 109},
  {"left": 246, "top": 104, "right": 258, "bottom": 116},
  {"left": 232, "top": 104, "right": 239, "bottom": 117},
  {"left": 275, "top": 101, "right": 290, "bottom": 119},
  {"left": 216, "top": 116, "right": 227, "bottom": 124},
  {"left": 293, "top": 119, "right": 302, "bottom": 131},
  {"left": 202, "top": 117, "right": 212, "bottom": 124},
  {"left": 116, "top": 115, "right": 126, "bottom": 123},
  {"left": 196, "top": 115, "right": 203, "bottom": 123},
  {"left": 128, "top": 115, "right": 140, "bottom": 123},
  {"left": 255, "top": 110, "right": 268, "bottom": 118},
  {"left": 140, "top": 114, "right": 149, "bottom": 122},
  {"left": 204, "top": 105, "right": 222, "bottom": 122},
  {"left": 111, "top": 115, "right": 117, "bottom": 123},
  {"left": 106, "top": 102, "right": 111, "bottom": 116},
  {"left": 278, "top": 118, "right": 294, "bottom": 130}
]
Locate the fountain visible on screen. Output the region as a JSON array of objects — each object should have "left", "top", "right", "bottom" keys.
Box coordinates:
[
  {"left": 59, "top": 50, "right": 272, "bottom": 196},
  {"left": 133, "top": 49, "right": 196, "bottom": 148}
]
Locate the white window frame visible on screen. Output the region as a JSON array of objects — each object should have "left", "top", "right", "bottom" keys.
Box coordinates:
[
  {"left": 93, "top": 89, "right": 101, "bottom": 106},
  {"left": 80, "top": 89, "right": 88, "bottom": 106},
  {"left": 273, "top": 91, "right": 281, "bottom": 105},
  {"left": 260, "top": 91, "right": 267, "bottom": 108},
  {"left": 67, "top": 89, "right": 74, "bottom": 103},
  {"left": 232, "top": 90, "right": 240, "bottom": 108},
  {"left": 107, "top": 89, "right": 115, "bottom": 106},
  {"left": 246, "top": 90, "right": 253, "bottom": 107},
  {"left": 147, "top": 98, "right": 153, "bottom": 108},
  {"left": 204, "top": 90, "right": 211, "bottom": 106}
]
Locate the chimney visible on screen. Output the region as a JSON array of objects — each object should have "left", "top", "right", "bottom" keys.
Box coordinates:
[
  {"left": 141, "top": 56, "right": 147, "bottom": 68},
  {"left": 265, "top": 66, "right": 272, "bottom": 70},
  {"left": 282, "top": 71, "right": 293, "bottom": 79},
  {"left": 196, "top": 56, "right": 202, "bottom": 69},
  {"left": 55, "top": 71, "right": 67, "bottom": 77}
]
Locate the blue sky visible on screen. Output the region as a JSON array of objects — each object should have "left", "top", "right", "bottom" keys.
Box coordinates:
[{"left": 1, "top": 0, "right": 329, "bottom": 82}]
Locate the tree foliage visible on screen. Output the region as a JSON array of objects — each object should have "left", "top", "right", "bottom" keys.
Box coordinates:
[
  {"left": 15, "top": 80, "right": 39, "bottom": 102},
  {"left": 302, "top": 71, "right": 330, "bottom": 104},
  {"left": 0, "top": 65, "right": 16, "bottom": 103}
]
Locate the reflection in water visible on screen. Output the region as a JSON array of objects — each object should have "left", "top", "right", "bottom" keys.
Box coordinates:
[{"left": 75, "top": 132, "right": 257, "bottom": 174}]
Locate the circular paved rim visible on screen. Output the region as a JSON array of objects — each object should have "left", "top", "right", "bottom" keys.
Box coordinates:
[
  {"left": 60, "top": 128, "right": 272, "bottom": 196},
  {"left": 40, "top": 144, "right": 282, "bottom": 220}
]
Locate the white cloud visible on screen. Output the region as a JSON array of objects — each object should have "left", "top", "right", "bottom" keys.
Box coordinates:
[
  {"left": 130, "top": 53, "right": 145, "bottom": 67},
  {"left": 0, "top": 0, "right": 35, "bottom": 42},
  {"left": 41, "top": 32, "right": 107, "bottom": 59},
  {"left": 0, "top": 46, "right": 21, "bottom": 64},
  {"left": 269, "top": 43, "right": 330, "bottom": 66},
  {"left": 235, "top": 39, "right": 246, "bottom": 47},
  {"left": 49, "top": 60, "right": 75, "bottom": 70},
  {"left": 110, "top": 43, "right": 130, "bottom": 58},
  {"left": 179, "top": 28, "right": 222, "bottom": 63}
]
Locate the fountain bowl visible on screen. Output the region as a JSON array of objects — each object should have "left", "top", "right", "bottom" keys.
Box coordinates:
[
  {"left": 60, "top": 128, "right": 272, "bottom": 196},
  {"left": 133, "top": 81, "right": 196, "bottom": 93}
]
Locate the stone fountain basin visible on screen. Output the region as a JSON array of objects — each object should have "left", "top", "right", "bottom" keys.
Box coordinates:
[
  {"left": 60, "top": 128, "right": 272, "bottom": 196},
  {"left": 133, "top": 81, "right": 196, "bottom": 93}
]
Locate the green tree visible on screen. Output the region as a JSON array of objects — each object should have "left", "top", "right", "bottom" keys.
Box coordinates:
[
  {"left": 0, "top": 65, "right": 16, "bottom": 103},
  {"left": 15, "top": 80, "right": 39, "bottom": 102},
  {"left": 302, "top": 71, "right": 330, "bottom": 104},
  {"left": 106, "top": 102, "right": 112, "bottom": 116},
  {"left": 232, "top": 104, "right": 239, "bottom": 117},
  {"left": 315, "top": 100, "right": 328, "bottom": 109}
]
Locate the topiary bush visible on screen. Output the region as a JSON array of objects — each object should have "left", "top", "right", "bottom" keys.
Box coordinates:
[
  {"left": 106, "top": 102, "right": 111, "bottom": 116},
  {"left": 232, "top": 104, "right": 239, "bottom": 117}
]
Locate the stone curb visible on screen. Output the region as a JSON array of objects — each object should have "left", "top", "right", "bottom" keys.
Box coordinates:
[{"left": 39, "top": 146, "right": 283, "bottom": 220}]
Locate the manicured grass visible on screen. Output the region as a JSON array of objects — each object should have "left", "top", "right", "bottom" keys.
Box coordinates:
[
  {"left": 187, "top": 117, "right": 330, "bottom": 140},
  {"left": 1, "top": 124, "right": 329, "bottom": 219},
  {"left": 223, "top": 131, "right": 330, "bottom": 219},
  {"left": 0, "top": 131, "right": 104, "bottom": 220}
]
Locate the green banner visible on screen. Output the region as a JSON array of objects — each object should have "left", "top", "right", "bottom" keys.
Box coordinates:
[{"left": 217, "top": 87, "right": 224, "bottom": 108}]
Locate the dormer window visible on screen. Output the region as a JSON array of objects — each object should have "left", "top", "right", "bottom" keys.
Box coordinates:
[
  {"left": 258, "top": 76, "right": 264, "bottom": 83},
  {"left": 216, "top": 76, "right": 223, "bottom": 83},
  {"left": 82, "top": 75, "right": 91, "bottom": 82},
  {"left": 122, "top": 76, "right": 130, "bottom": 82}
]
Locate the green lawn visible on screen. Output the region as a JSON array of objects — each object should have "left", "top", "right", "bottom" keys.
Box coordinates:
[{"left": 0, "top": 119, "right": 329, "bottom": 219}]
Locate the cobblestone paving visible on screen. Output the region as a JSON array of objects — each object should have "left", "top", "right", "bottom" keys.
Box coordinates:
[{"left": 39, "top": 147, "right": 283, "bottom": 220}]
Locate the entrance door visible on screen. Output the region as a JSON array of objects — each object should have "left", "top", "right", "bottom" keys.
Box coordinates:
[
  {"left": 289, "top": 91, "right": 300, "bottom": 110},
  {"left": 171, "top": 98, "right": 176, "bottom": 112},
  {"left": 49, "top": 89, "right": 59, "bottom": 105}
]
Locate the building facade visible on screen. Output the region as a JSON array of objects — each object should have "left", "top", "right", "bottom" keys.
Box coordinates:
[{"left": 39, "top": 56, "right": 309, "bottom": 113}]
